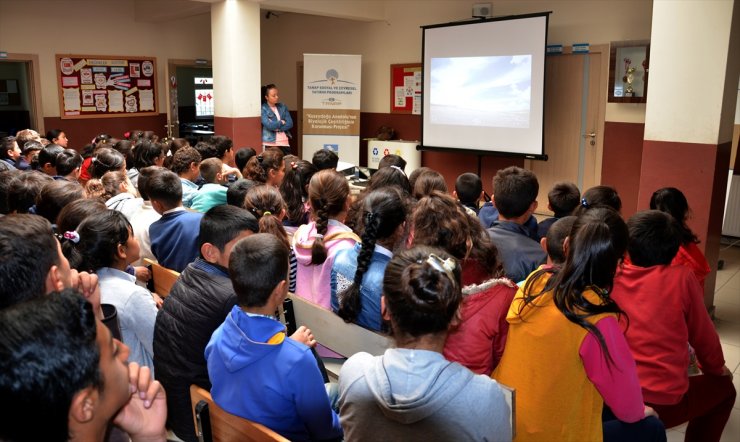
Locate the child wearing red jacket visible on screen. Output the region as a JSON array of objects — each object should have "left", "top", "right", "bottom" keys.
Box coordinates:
[{"left": 612, "top": 210, "right": 735, "bottom": 442}]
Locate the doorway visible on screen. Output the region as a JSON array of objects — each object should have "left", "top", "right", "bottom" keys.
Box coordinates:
[
  {"left": 526, "top": 46, "right": 607, "bottom": 215},
  {"left": 0, "top": 55, "right": 42, "bottom": 138},
  {"left": 166, "top": 60, "right": 213, "bottom": 143}
]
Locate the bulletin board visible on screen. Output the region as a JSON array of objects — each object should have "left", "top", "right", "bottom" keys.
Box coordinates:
[
  {"left": 390, "top": 63, "right": 421, "bottom": 115},
  {"left": 56, "top": 54, "right": 158, "bottom": 119}
]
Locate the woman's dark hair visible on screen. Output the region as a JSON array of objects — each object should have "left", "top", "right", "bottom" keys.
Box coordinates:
[
  {"left": 411, "top": 191, "right": 500, "bottom": 276},
  {"left": 575, "top": 185, "right": 622, "bottom": 215},
  {"left": 337, "top": 188, "right": 408, "bottom": 323},
  {"left": 308, "top": 169, "right": 350, "bottom": 265},
  {"left": 383, "top": 246, "right": 462, "bottom": 341},
  {"left": 412, "top": 169, "right": 448, "bottom": 199},
  {"left": 36, "top": 144, "right": 64, "bottom": 173},
  {"left": 45, "top": 129, "right": 64, "bottom": 142},
  {"left": 133, "top": 140, "right": 164, "bottom": 170},
  {"left": 243, "top": 185, "right": 290, "bottom": 251},
  {"left": 280, "top": 159, "right": 317, "bottom": 225},
  {"left": 235, "top": 147, "right": 257, "bottom": 173},
  {"left": 244, "top": 148, "right": 283, "bottom": 184},
  {"left": 261, "top": 83, "right": 277, "bottom": 104},
  {"left": 89, "top": 147, "right": 125, "bottom": 179},
  {"left": 520, "top": 207, "right": 629, "bottom": 363},
  {"left": 649, "top": 187, "right": 698, "bottom": 244},
  {"left": 70, "top": 210, "right": 132, "bottom": 272},
  {"left": 34, "top": 180, "right": 85, "bottom": 225}
]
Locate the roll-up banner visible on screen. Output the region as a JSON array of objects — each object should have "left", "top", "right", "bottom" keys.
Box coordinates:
[{"left": 302, "top": 54, "right": 362, "bottom": 166}]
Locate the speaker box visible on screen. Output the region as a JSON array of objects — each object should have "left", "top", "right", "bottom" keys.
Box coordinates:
[{"left": 472, "top": 3, "right": 493, "bottom": 18}]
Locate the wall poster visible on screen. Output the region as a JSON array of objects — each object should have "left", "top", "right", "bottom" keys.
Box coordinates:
[{"left": 56, "top": 54, "right": 158, "bottom": 119}]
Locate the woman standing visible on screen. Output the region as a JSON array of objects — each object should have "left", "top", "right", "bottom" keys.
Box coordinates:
[
  {"left": 46, "top": 129, "right": 69, "bottom": 148},
  {"left": 261, "top": 84, "right": 293, "bottom": 154}
]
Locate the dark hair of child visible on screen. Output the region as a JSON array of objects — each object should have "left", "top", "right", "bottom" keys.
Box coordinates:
[
  {"left": 200, "top": 158, "right": 223, "bottom": 184},
  {"left": 235, "top": 147, "right": 257, "bottom": 174},
  {"left": 68, "top": 210, "right": 132, "bottom": 272},
  {"left": 521, "top": 207, "right": 628, "bottom": 363},
  {"left": 492, "top": 166, "right": 539, "bottom": 219},
  {"left": 337, "top": 187, "right": 408, "bottom": 323},
  {"left": 0, "top": 136, "right": 16, "bottom": 161},
  {"left": 308, "top": 169, "right": 350, "bottom": 265},
  {"left": 378, "top": 154, "right": 407, "bottom": 172},
  {"left": 210, "top": 135, "right": 233, "bottom": 160},
  {"left": 545, "top": 216, "right": 577, "bottom": 265},
  {"left": 575, "top": 185, "right": 622, "bottom": 215},
  {"left": 455, "top": 173, "right": 483, "bottom": 205},
  {"left": 367, "top": 165, "right": 411, "bottom": 195},
  {"left": 280, "top": 159, "right": 317, "bottom": 225},
  {"left": 89, "top": 147, "right": 125, "bottom": 179},
  {"left": 627, "top": 210, "right": 682, "bottom": 267},
  {"left": 227, "top": 179, "right": 260, "bottom": 207},
  {"left": 168, "top": 138, "right": 190, "bottom": 155},
  {"left": 548, "top": 182, "right": 580, "bottom": 217},
  {"left": 198, "top": 204, "right": 259, "bottom": 255},
  {"left": 170, "top": 146, "right": 202, "bottom": 176},
  {"left": 36, "top": 144, "right": 64, "bottom": 174},
  {"left": 8, "top": 171, "right": 53, "bottom": 214},
  {"left": 311, "top": 149, "right": 339, "bottom": 171},
  {"left": 146, "top": 169, "right": 183, "bottom": 209},
  {"left": 244, "top": 148, "right": 283, "bottom": 184},
  {"left": 136, "top": 166, "right": 162, "bottom": 201},
  {"left": 56, "top": 149, "right": 83, "bottom": 177},
  {"left": 412, "top": 169, "right": 448, "bottom": 200},
  {"left": 0, "top": 170, "right": 18, "bottom": 214},
  {"left": 99, "top": 170, "right": 130, "bottom": 200},
  {"left": 649, "top": 187, "right": 699, "bottom": 244},
  {"left": 411, "top": 191, "right": 501, "bottom": 277},
  {"left": 229, "top": 233, "right": 289, "bottom": 307},
  {"left": 243, "top": 185, "right": 290, "bottom": 251},
  {"left": 133, "top": 139, "right": 164, "bottom": 170},
  {"left": 383, "top": 246, "right": 462, "bottom": 341},
  {"left": 194, "top": 141, "right": 218, "bottom": 160},
  {"left": 407, "top": 166, "right": 433, "bottom": 190},
  {"left": 34, "top": 180, "right": 84, "bottom": 225},
  {"left": 56, "top": 198, "right": 107, "bottom": 236}
]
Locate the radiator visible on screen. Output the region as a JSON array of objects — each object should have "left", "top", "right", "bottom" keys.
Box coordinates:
[{"left": 723, "top": 170, "right": 740, "bottom": 237}]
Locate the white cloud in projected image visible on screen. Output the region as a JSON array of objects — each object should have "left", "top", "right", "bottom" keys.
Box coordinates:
[{"left": 430, "top": 55, "right": 532, "bottom": 128}]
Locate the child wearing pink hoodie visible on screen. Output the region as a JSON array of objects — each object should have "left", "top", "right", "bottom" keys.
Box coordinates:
[{"left": 293, "top": 170, "right": 359, "bottom": 308}]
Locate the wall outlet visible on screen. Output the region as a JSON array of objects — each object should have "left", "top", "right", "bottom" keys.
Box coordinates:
[{"left": 473, "top": 3, "right": 493, "bottom": 18}]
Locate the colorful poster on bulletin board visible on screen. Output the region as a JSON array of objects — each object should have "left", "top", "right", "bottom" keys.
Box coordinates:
[
  {"left": 390, "top": 63, "right": 421, "bottom": 115},
  {"left": 56, "top": 54, "right": 158, "bottom": 119}
]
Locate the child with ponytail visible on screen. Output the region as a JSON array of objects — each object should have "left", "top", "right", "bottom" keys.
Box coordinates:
[
  {"left": 279, "top": 159, "right": 317, "bottom": 234},
  {"left": 331, "top": 187, "right": 407, "bottom": 331},
  {"left": 243, "top": 185, "right": 298, "bottom": 293},
  {"left": 293, "top": 169, "right": 359, "bottom": 308},
  {"left": 243, "top": 147, "right": 285, "bottom": 187}
]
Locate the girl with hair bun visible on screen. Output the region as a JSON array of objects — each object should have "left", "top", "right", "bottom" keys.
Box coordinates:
[
  {"left": 293, "top": 169, "right": 359, "bottom": 309},
  {"left": 242, "top": 185, "right": 297, "bottom": 293},
  {"left": 244, "top": 147, "right": 285, "bottom": 187},
  {"left": 493, "top": 207, "right": 664, "bottom": 441},
  {"left": 331, "top": 187, "right": 408, "bottom": 331},
  {"left": 338, "top": 246, "right": 511, "bottom": 441}
]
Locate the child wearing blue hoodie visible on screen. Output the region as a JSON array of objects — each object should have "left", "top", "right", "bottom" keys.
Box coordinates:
[{"left": 205, "top": 233, "right": 343, "bottom": 442}]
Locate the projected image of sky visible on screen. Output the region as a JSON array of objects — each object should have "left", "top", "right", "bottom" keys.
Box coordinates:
[{"left": 430, "top": 55, "right": 532, "bottom": 128}]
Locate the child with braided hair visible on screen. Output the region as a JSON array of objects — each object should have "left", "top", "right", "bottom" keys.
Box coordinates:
[
  {"left": 293, "top": 169, "right": 359, "bottom": 308},
  {"left": 331, "top": 187, "right": 408, "bottom": 331},
  {"left": 243, "top": 185, "right": 298, "bottom": 293},
  {"left": 279, "top": 159, "right": 317, "bottom": 234}
]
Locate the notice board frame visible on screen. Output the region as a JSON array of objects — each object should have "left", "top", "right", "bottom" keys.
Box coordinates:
[
  {"left": 389, "top": 63, "right": 422, "bottom": 114},
  {"left": 56, "top": 53, "right": 158, "bottom": 120}
]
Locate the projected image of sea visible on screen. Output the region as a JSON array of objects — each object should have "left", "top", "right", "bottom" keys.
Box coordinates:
[{"left": 430, "top": 55, "right": 531, "bottom": 129}]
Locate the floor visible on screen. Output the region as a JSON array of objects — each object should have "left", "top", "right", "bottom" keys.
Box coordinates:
[{"left": 666, "top": 243, "right": 740, "bottom": 441}]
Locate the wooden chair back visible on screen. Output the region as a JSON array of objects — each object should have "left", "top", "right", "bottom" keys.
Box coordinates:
[
  {"left": 144, "top": 258, "right": 179, "bottom": 298},
  {"left": 190, "top": 385, "right": 289, "bottom": 442}
]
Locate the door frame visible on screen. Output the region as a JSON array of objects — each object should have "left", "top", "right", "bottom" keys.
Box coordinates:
[
  {"left": 166, "top": 58, "right": 212, "bottom": 138},
  {"left": 0, "top": 53, "right": 44, "bottom": 134}
]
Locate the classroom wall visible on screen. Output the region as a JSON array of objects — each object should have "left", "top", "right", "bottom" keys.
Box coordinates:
[
  {"left": 260, "top": 0, "right": 654, "bottom": 195},
  {"left": 0, "top": 0, "right": 212, "bottom": 146}
]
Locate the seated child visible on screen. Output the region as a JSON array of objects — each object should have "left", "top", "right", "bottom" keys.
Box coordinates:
[
  {"left": 454, "top": 172, "right": 484, "bottom": 216},
  {"left": 206, "top": 233, "right": 343, "bottom": 441},
  {"left": 148, "top": 169, "right": 204, "bottom": 272},
  {"left": 331, "top": 187, "right": 408, "bottom": 331},
  {"left": 154, "top": 205, "right": 258, "bottom": 442},
  {"left": 611, "top": 210, "right": 735, "bottom": 441},
  {"left": 170, "top": 146, "right": 201, "bottom": 208},
  {"left": 190, "top": 158, "right": 229, "bottom": 213},
  {"left": 536, "top": 181, "right": 579, "bottom": 239},
  {"left": 312, "top": 148, "right": 338, "bottom": 171},
  {"left": 541, "top": 215, "right": 576, "bottom": 267},
  {"left": 487, "top": 166, "right": 546, "bottom": 282},
  {"left": 0, "top": 290, "right": 166, "bottom": 442},
  {"left": 339, "top": 246, "right": 511, "bottom": 441}
]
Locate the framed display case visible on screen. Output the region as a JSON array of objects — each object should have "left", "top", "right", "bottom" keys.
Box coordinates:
[{"left": 608, "top": 41, "right": 650, "bottom": 103}]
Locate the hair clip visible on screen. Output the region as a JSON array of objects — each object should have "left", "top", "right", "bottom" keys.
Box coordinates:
[
  {"left": 421, "top": 253, "right": 457, "bottom": 286},
  {"left": 62, "top": 231, "right": 80, "bottom": 244},
  {"left": 365, "top": 211, "right": 378, "bottom": 224},
  {"left": 390, "top": 165, "right": 406, "bottom": 176},
  {"left": 257, "top": 155, "right": 264, "bottom": 164},
  {"left": 291, "top": 161, "right": 297, "bottom": 170},
  {"left": 262, "top": 210, "right": 272, "bottom": 216},
  {"left": 581, "top": 197, "right": 589, "bottom": 208},
  {"left": 124, "top": 131, "right": 131, "bottom": 139},
  {"left": 313, "top": 233, "right": 324, "bottom": 239}
]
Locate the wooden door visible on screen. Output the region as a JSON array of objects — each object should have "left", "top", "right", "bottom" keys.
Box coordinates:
[{"left": 526, "top": 49, "right": 605, "bottom": 216}]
